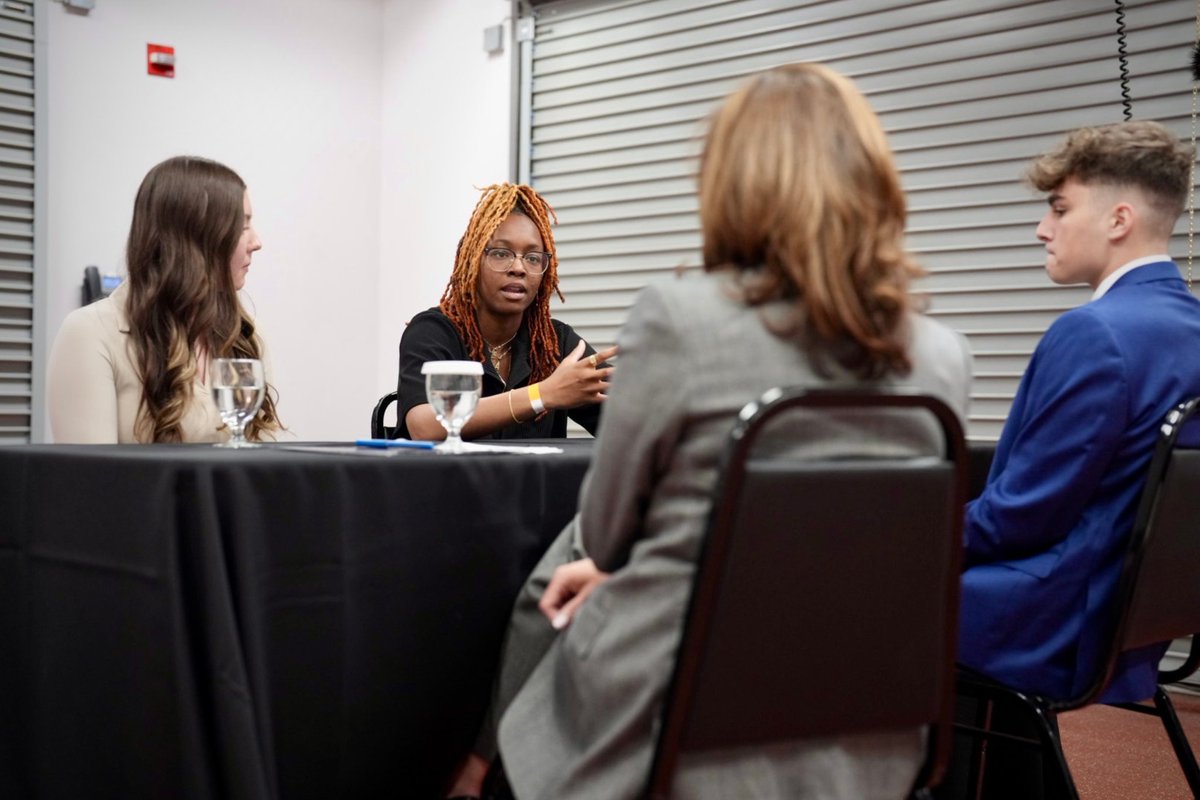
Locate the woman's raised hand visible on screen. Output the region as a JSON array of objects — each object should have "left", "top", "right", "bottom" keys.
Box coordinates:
[{"left": 540, "top": 340, "right": 618, "bottom": 411}]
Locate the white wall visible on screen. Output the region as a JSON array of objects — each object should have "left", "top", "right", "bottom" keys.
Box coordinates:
[
  {"left": 43, "top": 0, "right": 365, "bottom": 441},
  {"left": 376, "top": 1, "right": 513, "bottom": 402},
  {"left": 43, "top": 0, "right": 511, "bottom": 440}
]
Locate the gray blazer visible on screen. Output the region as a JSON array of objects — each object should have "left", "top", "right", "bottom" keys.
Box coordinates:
[{"left": 496, "top": 272, "right": 972, "bottom": 800}]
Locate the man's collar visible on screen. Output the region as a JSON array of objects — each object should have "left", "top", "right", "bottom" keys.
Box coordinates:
[{"left": 1091, "top": 254, "right": 1172, "bottom": 300}]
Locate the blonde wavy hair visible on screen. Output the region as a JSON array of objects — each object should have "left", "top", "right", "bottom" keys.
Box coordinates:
[{"left": 699, "top": 63, "right": 921, "bottom": 379}]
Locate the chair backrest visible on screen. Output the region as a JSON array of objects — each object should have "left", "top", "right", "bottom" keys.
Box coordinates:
[
  {"left": 371, "top": 391, "right": 399, "bottom": 440},
  {"left": 646, "top": 388, "right": 967, "bottom": 799},
  {"left": 1097, "top": 397, "right": 1200, "bottom": 691}
]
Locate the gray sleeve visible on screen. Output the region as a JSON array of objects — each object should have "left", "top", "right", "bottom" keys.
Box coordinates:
[{"left": 577, "top": 284, "right": 690, "bottom": 571}]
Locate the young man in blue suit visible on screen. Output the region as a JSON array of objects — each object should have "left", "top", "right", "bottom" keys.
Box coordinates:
[
  {"left": 947, "top": 120, "right": 1200, "bottom": 799},
  {"left": 961, "top": 120, "right": 1200, "bottom": 705}
]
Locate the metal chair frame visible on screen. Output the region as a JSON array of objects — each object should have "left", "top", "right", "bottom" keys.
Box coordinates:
[
  {"left": 371, "top": 391, "right": 399, "bottom": 440},
  {"left": 954, "top": 396, "right": 1200, "bottom": 799}
]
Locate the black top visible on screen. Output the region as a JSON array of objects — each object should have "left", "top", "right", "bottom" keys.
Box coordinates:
[{"left": 396, "top": 307, "right": 603, "bottom": 440}]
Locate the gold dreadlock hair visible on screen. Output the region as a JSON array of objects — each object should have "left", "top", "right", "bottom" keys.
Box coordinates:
[{"left": 439, "top": 183, "right": 564, "bottom": 383}]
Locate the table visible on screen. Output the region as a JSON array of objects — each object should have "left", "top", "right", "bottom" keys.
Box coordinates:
[{"left": 0, "top": 440, "right": 594, "bottom": 799}]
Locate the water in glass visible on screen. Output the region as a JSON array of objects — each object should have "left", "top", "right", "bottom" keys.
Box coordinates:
[
  {"left": 422, "top": 360, "right": 483, "bottom": 453},
  {"left": 211, "top": 358, "right": 266, "bottom": 448}
]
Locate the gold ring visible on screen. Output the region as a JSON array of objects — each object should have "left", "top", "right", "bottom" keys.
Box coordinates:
[{"left": 589, "top": 354, "right": 598, "bottom": 369}]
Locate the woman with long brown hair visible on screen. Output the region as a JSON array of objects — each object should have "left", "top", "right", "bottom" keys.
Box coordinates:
[
  {"left": 396, "top": 183, "right": 616, "bottom": 441},
  {"left": 48, "top": 155, "right": 281, "bottom": 443},
  {"left": 449, "top": 63, "right": 972, "bottom": 799}
]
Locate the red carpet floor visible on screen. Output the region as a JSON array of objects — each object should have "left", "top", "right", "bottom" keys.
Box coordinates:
[{"left": 1058, "top": 690, "right": 1200, "bottom": 799}]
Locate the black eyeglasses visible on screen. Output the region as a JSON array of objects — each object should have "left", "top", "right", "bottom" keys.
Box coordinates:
[{"left": 483, "top": 247, "right": 551, "bottom": 275}]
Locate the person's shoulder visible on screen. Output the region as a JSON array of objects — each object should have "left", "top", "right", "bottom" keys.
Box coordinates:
[
  {"left": 408, "top": 306, "right": 451, "bottom": 325},
  {"left": 549, "top": 316, "right": 575, "bottom": 337},
  {"left": 1093, "top": 267, "right": 1186, "bottom": 317},
  {"left": 908, "top": 312, "right": 969, "bottom": 356},
  {"left": 60, "top": 294, "right": 120, "bottom": 339},
  {"left": 1030, "top": 302, "right": 1121, "bottom": 364},
  {"left": 644, "top": 270, "right": 722, "bottom": 298},
  {"left": 545, "top": 317, "right": 577, "bottom": 353},
  {"left": 631, "top": 271, "right": 736, "bottom": 318},
  {"left": 906, "top": 312, "right": 971, "bottom": 383},
  {"left": 1047, "top": 300, "right": 1111, "bottom": 334},
  {"left": 1053, "top": 268, "right": 1198, "bottom": 348},
  {"left": 403, "top": 307, "right": 458, "bottom": 336},
  {"left": 50, "top": 296, "right": 124, "bottom": 371}
]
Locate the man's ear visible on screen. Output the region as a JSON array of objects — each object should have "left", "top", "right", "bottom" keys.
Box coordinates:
[{"left": 1107, "top": 202, "right": 1135, "bottom": 242}]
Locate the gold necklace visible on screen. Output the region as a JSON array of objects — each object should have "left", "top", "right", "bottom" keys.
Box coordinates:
[{"left": 487, "top": 334, "right": 516, "bottom": 373}]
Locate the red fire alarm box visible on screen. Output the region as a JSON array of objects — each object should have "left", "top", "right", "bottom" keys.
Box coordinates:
[{"left": 147, "top": 44, "right": 175, "bottom": 78}]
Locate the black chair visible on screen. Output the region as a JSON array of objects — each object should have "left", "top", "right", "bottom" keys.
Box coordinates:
[
  {"left": 371, "top": 391, "right": 399, "bottom": 439},
  {"left": 646, "top": 388, "right": 968, "bottom": 800},
  {"left": 953, "top": 396, "right": 1200, "bottom": 799}
]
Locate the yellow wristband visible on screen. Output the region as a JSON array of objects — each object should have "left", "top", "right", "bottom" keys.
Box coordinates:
[
  {"left": 528, "top": 382, "right": 545, "bottom": 414},
  {"left": 508, "top": 389, "right": 521, "bottom": 423}
]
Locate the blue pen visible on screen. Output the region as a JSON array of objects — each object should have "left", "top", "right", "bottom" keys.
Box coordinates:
[{"left": 355, "top": 438, "right": 436, "bottom": 450}]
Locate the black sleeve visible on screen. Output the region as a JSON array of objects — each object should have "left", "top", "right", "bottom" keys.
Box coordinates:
[
  {"left": 568, "top": 399, "right": 603, "bottom": 436},
  {"left": 396, "top": 311, "right": 469, "bottom": 436},
  {"left": 554, "top": 319, "right": 605, "bottom": 436}
]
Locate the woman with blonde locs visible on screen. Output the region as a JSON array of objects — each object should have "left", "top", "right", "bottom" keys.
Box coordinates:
[
  {"left": 396, "top": 183, "right": 616, "bottom": 441},
  {"left": 47, "top": 156, "right": 281, "bottom": 443}
]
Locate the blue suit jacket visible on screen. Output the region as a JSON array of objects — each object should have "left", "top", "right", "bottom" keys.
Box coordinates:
[{"left": 960, "top": 261, "right": 1200, "bottom": 703}]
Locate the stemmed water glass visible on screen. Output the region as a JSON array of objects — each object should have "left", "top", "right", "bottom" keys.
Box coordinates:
[
  {"left": 422, "top": 360, "right": 482, "bottom": 454},
  {"left": 211, "top": 358, "right": 266, "bottom": 448}
]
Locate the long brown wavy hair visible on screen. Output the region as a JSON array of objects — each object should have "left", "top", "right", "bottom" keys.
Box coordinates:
[
  {"left": 125, "top": 156, "right": 281, "bottom": 442},
  {"left": 699, "top": 63, "right": 921, "bottom": 379},
  {"left": 438, "top": 183, "right": 564, "bottom": 383}
]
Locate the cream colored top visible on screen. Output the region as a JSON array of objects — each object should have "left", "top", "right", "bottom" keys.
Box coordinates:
[{"left": 47, "top": 282, "right": 268, "bottom": 444}]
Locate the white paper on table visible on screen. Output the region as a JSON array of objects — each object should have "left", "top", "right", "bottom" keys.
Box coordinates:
[
  {"left": 272, "top": 443, "right": 563, "bottom": 456},
  {"left": 274, "top": 445, "right": 411, "bottom": 457},
  {"left": 453, "top": 442, "right": 564, "bottom": 455}
]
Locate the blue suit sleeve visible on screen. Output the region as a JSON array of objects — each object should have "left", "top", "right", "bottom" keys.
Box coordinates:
[{"left": 965, "top": 310, "right": 1129, "bottom": 565}]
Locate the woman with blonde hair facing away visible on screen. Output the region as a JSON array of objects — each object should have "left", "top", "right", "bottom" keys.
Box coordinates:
[
  {"left": 48, "top": 156, "right": 281, "bottom": 443},
  {"left": 396, "top": 183, "right": 616, "bottom": 441},
  {"left": 450, "top": 63, "right": 971, "bottom": 799}
]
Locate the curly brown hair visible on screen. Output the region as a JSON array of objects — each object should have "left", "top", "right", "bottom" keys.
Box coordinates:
[
  {"left": 438, "top": 183, "right": 564, "bottom": 383},
  {"left": 1025, "top": 120, "right": 1194, "bottom": 236},
  {"left": 125, "top": 156, "right": 281, "bottom": 442},
  {"left": 699, "top": 63, "right": 920, "bottom": 379}
]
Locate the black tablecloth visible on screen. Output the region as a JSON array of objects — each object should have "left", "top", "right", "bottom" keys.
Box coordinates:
[{"left": 0, "top": 440, "right": 594, "bottom": 799}]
